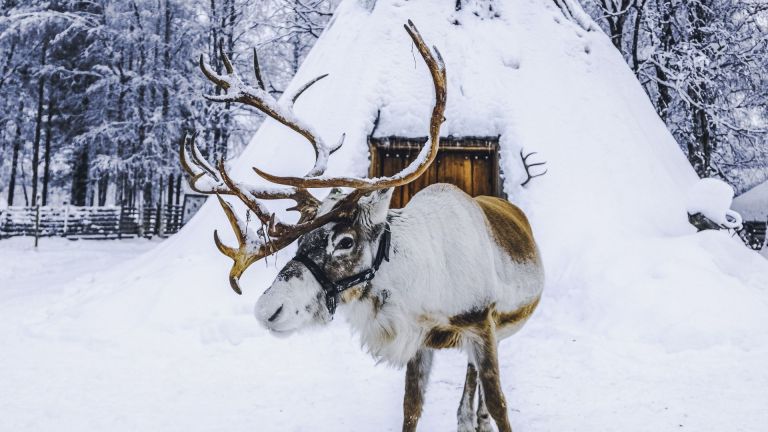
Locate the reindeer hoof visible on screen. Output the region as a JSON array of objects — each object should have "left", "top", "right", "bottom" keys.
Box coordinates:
[{"left": 475, "top": 414, "right": 494, "bottom": 432}]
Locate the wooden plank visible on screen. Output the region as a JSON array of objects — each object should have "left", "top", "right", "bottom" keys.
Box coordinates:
[
  {"left": 380, "top": 149, "right": 405, "bottom": 208},
  {"left": 368, "top": 136, "right": 503, "bottom": 210},
  {"left": 459, "top": 153, "right": 473, "bottom": 194},
  {"left": 409, "top": 149, "right": 437, "bottom": 202},
  {"left": 471, "top": 153, "right": 494, "bottom": 196},
  {"left": 438, "top": 151, "right": 472, "bottom": 195},
  {"left": 399, "top": 150, "right": 414, "bottom": 206}
]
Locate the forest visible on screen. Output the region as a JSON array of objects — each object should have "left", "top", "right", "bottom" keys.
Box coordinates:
[
  {"left": 0, "top": 0, "right": 765, "bottom": 209},
  {"left": 0, "top": 0, "right": 335, "bottom": 208}
]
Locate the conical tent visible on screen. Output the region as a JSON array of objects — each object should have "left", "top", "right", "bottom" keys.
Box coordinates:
[{"left": 16, "top": 0, "right": 768, "bottom": 430}]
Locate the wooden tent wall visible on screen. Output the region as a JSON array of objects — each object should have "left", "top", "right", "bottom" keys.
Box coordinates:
[{"left": 369, "top": 136, "right": 502, "bottom": 208}]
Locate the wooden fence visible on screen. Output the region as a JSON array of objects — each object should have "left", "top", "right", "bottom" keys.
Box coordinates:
[
  {"left": 0, "top": 204, "right": 187, "bottom": 239},
  {"left": 739, "top": 221, "right": 767, "bottom": 251}
]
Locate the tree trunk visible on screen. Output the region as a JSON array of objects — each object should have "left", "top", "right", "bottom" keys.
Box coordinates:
[
  {"left": 132, "top": 3, "right": 152, "bottom": 205},
  {"left": 7, "top": 99, "right": 24, "bottom": 206},
  {"left": 70, "top": 144, "right": 90, "bottom": 206},
  {"left": 20, "top": 159, "right": 29, "bottom": 206},
  {"left": 686, "top": 0, "right": 714, "bottom": 177},
  {"left": 30, "top": 38, "right": 48, "bottom": 206},
  {"left": 98, "top": 173, "right": 110, "bottom": 206},
  {"left": 653, "top": 0, "right": 674, "bottom": 121},
  {"left": 167, "top": 173, "right": 174, "bottom": 207},
  {"left": 631, "top": 0, "right": 645, "bottom": 73},
  {"left": 175, "top": 174, "right": 181, "bottom": 205},
  {"left": 159, "top": 175, "right": 165, "bottom": 206},
  {"left": 0, "top": 37, "right": 16, "bottom": 91},
  {"left": 599, "top": 0, "right": 631, "bottom": 51},
  {"left": 142, "top": 174, "right": 153, "bottom": 207},
  {"left": 115, "top": 48, "right": 129, "bottom": 206},
  {"left": 42, "top": 87, "right": 55, "bottom": 206},
  {"left": 163, "top": 0, "right": 172, "bottom": 117}
]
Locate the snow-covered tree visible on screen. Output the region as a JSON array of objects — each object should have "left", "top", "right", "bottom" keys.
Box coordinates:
[
  {"left": 582, "top": 0, "right": 768, "bottom": 191},
  {"left": 0, "top": 0, "right": 336, "bottom": 207}
]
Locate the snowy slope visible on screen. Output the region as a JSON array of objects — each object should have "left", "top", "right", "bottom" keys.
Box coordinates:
[
  {"left": 3, "top": 0, "right": 768, "bottom": 430},
  {"left": 201, "top": 0, "right": 767, "bottom": 348}
]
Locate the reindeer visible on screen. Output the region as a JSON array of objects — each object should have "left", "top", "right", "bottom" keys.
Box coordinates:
[{"left": 181, "top": 21, "right": 544, "bottom": 432}]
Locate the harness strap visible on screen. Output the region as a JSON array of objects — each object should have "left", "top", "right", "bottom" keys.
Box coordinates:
[{"left": 293, "top": 226, "right": 391, "bottom": 315}]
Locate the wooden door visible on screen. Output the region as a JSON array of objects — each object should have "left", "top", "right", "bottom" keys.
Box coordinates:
[{"left": 369, "top": 136, "right": 501, "bottom": 209}]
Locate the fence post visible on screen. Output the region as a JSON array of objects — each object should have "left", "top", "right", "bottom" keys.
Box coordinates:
[{"left": 34, "top": 196, "right": 41, "bottom": 248}]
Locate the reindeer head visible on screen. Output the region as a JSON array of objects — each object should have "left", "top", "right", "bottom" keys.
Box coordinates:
[
  {"left": 254, "top": 188, "right": 397, "bottom": 333},
  {"left": 181, "top": 21, "right": 446, "bottom": 335}
]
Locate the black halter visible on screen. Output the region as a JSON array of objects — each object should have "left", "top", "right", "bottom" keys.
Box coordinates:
[{"left": 293, "top": 226, "right": 391, "bottom": 315}]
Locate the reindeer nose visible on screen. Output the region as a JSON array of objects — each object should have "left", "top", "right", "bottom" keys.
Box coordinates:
[{"left": 267, "top": 305, "right": 284, "bottom": 322}]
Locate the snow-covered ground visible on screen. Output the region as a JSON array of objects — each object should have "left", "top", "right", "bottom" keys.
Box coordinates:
[
  {"left": 1, "top": 236, "right": 768, "bottom": 432},
  {"left": 3, "top": 0, "right": 768, "bottom": 430}
]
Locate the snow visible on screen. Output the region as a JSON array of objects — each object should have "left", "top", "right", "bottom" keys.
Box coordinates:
[
  {"left": 2, "top": 237, "right": 768, "bottom": 431},
  {"left": 733, "top": 179, "right": 768, "bottom": 222},
  {"left": 686, "top": 178, "right": 742, "bottom": 228},
  {"left": 2, "top": 0, "right": 768, "bottom": 430}
]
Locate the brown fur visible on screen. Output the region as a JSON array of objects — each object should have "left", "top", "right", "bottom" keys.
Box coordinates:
[
  {"left": 341, "top": 284, "right": 390, "bottom": 317},
  {"left": 340, "top": 287, "right": 364, "bottom": 303},
  {"left": 370, "top": 292, "right": 386, "bottom": 316},
  {"left": 423, "top": 298, "right": 540, "bottom": 350},
  {"left": 473, "top": 326, "right": 512, "bottom": 432},
  {"left": 436, "top": 303, "right": 517, "bottom": 432},
  {"left": 450, "top": 306, "right": 493, "bottom": 329},
  {"left": 424, "top": 327, "right": 462, "bottom": 349},
  {"left": 474, "top": 195, "right": 537, "bottom": 263},
  {"left": 493, "top": 297, "right": 540, "bottom": 329}
]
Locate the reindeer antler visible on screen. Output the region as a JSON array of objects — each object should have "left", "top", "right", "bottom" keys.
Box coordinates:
[
  {"left": 253, "top": 21, "right": 446, "bottom": 191},
  {"left": 199, "top": 45, "right": 342, "bottom": 178},
  {"left": 183, "top": 21, "right": 447, "bottom": 294},
  {"left": 520, "top": 149, "right": 547, "bottom": 187}
]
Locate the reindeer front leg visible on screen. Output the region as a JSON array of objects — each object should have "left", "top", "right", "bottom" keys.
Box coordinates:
[{"left": 402, "top": 349, "right": 434, "bottom": 432}]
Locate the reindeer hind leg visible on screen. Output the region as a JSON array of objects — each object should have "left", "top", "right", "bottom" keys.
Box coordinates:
[
  {"left": 457, "top": 362, "right": 478, "bottom": 432},
  {"left": 476, "top": 385, "right": 494, "bottom": 432},
  {"left": 471, "top": 322, "right": 513, "bottom": 432}
]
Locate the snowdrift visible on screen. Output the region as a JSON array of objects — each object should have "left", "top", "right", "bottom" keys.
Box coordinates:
[
  {"left": 38, "top": 0, "right": 767, "bottom": 347},
  {"left": 11, "top": 0, "right": 768, "bottom": 430}
]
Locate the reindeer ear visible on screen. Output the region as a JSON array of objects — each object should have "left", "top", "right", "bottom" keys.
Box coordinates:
[{"left": 359, "top": 188, "right": 394, "bottom": 225}]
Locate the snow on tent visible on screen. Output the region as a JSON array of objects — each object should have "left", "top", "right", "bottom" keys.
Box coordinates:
[{"left": 6, "top": 0, "right": 768, "bottom": 431}]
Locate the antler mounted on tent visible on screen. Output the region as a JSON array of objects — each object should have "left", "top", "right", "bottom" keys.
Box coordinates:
[
  {"left": 180, "top": 20, "right": 447, "bottom": 294},
  {"left": 520, "top": 149, "right": 547, "bottom": 186}
]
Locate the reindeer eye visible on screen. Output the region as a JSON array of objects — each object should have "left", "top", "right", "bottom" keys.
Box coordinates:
[{"left": 337, "top": 237, "right": 355, "bottom": 250}]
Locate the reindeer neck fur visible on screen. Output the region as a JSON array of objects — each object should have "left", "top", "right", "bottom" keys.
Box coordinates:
[{"left": 340, "top": 184, "right": 544, "bottom": 367}]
